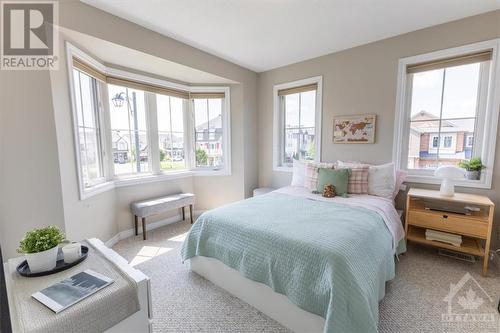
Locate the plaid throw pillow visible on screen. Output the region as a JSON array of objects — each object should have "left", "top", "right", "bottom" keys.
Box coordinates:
[
  {"left": 344, "top": 166, "right": 369, "bottom": 194},
  {"left": 304, "top": 162, "right": 335, "bottom": 191}
]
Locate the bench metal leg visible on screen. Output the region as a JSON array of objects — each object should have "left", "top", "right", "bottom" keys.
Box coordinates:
[
  {"left": 182, "top": 207, "right": 185, "bottom": 221},
  {"left": 134, "top": 215, "right": 138, "bottom": 236},
  {"left": 189, "top": 204, "right": 194, "bottom": 224},
  {"left": 142, "top": 217, "right": 147, "bottom": 240}
]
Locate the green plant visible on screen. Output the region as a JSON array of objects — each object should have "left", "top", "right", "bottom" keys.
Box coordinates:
[
  {"left": 196, "top": 148, "right": 208, "bottom": 165},
  {"left": 159, "top": 149, "right": 166, "bottom": 162},
  {"left": 17, "top": 226, "right": 65, "bottom": 254},
  {"left": 458, "top": 157, "right": 486, "bottom": 172}
]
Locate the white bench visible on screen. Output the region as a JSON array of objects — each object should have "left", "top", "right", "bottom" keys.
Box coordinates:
[{"left": 131, "top": 193, "right": 195, "bottom": 240}]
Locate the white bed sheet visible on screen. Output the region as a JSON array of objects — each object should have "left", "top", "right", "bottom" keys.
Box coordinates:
[{"left": 274, "top": 186, "right": 405, "bottom": 251}]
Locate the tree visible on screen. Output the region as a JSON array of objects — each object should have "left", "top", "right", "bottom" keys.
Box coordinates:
[
  {"left": 196, "top": 148, "right": 208, "bottom": 165},
  {"left": 159, "top": 149, "right": 166, "bottom": 161},
  {"left": 307, "top": 142, "right": 316, "bottom": 160}
]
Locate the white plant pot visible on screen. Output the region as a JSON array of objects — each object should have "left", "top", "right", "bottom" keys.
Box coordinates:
[
  {"left": 25, "top": 245, "right": 59, "bottom": 273},
  {"left": 465, "top": 170, "right": 480, "bottom": 180}
]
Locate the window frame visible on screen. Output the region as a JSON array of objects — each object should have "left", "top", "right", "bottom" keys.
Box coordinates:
[
  {"left": 393, "top": 39, "right": 500, "bottom": 189},
  {"left": 66, "top": 42, "right": 231, "bottom": 200},
  {"left": 190, "top": 88, "right": 231, "bottom": 176},
  {"left": 273, "top": 76, "right": 323, "bottom": 172}
]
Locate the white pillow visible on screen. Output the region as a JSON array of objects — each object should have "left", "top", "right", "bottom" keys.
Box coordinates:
[
  {"left": 291, "top": 159, "right": 306, "bottom": 187},
  {"left": 337, "top": 161, "right": 395, "bottom": 199}
]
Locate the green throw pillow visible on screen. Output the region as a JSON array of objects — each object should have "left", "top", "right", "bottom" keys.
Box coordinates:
[{"left": 316, "top": 168, "right": 350, "bottom": 196}]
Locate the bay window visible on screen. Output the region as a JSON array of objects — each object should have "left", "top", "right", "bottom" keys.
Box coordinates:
[
  {"left": 67, "top": 44, "right": 231, "bottom": 199},
  {"left": 393, "top": 40, "right": 500, "bottom": 188}
]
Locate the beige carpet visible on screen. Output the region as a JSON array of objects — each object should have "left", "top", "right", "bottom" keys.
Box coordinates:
[{"left": 112, "top": 220, "right": 500, "bottom": 332}]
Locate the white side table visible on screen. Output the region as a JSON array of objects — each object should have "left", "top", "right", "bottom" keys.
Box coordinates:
[{"left": 253, "top": 187, "right": 275, "bottom": 197}]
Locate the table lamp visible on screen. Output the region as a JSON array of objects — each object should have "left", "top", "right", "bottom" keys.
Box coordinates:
[{"left": 434, "top": 166, "right": 465, "bottom": 197}]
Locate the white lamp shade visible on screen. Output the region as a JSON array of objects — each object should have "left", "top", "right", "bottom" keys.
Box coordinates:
[{"left": 434, "top": 166, "right": 465, "bottom": 197}]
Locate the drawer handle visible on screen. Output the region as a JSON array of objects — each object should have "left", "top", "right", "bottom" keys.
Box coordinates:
[{"left": 442, "top": 214, "right": 448, "bottom": 219}]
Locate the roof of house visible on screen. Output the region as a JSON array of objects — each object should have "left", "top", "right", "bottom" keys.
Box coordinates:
[{"left": 196, "top": 114, "right": 222, "bottom": 131}]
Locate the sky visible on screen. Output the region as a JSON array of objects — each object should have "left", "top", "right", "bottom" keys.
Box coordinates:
[
  {"left": 410, "top": 63, "right": 480, "bottom": 122},
  {"left": 285, "top": 90, "right": 316, "bottom": 128}
]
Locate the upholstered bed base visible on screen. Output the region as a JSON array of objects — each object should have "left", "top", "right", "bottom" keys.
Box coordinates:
[{"left": 188, "top": 256, "right": 325, "bottom": 333}]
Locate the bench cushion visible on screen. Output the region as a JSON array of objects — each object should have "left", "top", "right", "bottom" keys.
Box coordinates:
[{"left": 131, "top": 193, "right": 195, "bottom": 217}]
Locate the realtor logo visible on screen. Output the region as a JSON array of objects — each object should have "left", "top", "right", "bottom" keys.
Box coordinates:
[
  {"left": 442, "top": 272, "right": 499, "bottom": 332},
  {"left": 1, "top": 1, "right": 58, "bottom": 69}
]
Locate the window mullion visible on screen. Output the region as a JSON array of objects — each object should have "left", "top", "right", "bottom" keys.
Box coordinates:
[
  {"left": 91, "top": 78, "right": 104, "bottom": 179},
  {"left": 99, "top": 81, "right": 113, "bottom": 181},
  {"left": 281, "top": 96, "right": 286, "bottom": 166},
  {"left": 436, "top": 69, "right": 446, "bottom": 166},
  {"left": 146, "top": 92, "right": 160, "bottom": 175}
]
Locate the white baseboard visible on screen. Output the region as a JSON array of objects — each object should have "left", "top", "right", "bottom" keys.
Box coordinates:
[
  {"left": 105, "top": 210, "right": 206, "bottom": 247},
  {"left": 105, "top": 233, "right": 121, "bottom": 248}
]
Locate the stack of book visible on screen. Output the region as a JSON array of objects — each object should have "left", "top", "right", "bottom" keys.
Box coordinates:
[{"left": 425, "top": 229, "right": 462, "bottom": 247}]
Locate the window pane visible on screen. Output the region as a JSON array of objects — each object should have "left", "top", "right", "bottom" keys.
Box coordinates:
[
  {"left": 300, "top": 90, "right": 316, "bottom": 128},
  {"left": 194, "top": 99, "right": 208, "bottom": 128},
  {"left": 170, "top": 97, "right": 184, "bottom": 132},
  {"left": 72, "top": 69, "right": 103, "bottom": 187},
  {"left": 72, "top": 70, "right": 84, "bottom": 127},
  {"left": 410, "top": 69, "right": 444, "bottom": 119},
  {"left": 156, "top": 95, "right": 171, "bottom": 132},
  {"left": 80, "top": 73, "right": 96, "bottom": 129},
  {"left": 407, "top": 120, "right": 440, "bottom": 170},
  {"left": 284, "top": 127, "right": 315, "bottom": 165},
  {"left": 194, "top": 98, "right": 223, "bottom": 169},
  {"left": 285, "top": 94, "right": 299, "bottom": 128},
  {"left": 441, "top": 63, "right": 480, "bottom": 119},
  {"left": 280, "top": 89, "right": 317, "bottom": 167},
  {"left": 157, "top": 95, "right": 185, "bottom": 171},
  {"left": 82, "top": 128, "right": 100, "bottom": 183},
  {"left": 108, "top": 84, "right": 149, "bottom": 175},
  {"left": 437, "top": 118, "right": 475, "bottom": 167}
]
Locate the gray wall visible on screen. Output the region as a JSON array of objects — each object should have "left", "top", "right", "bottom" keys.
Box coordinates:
[
  {"left": 257, "top": 10, "right": 500, "bottom": 246},
  {"left": 0, "top": 70, "right": 66, "bottom": 259}
]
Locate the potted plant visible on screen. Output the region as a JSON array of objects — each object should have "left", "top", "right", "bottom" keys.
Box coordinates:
[
  {"left": 17, "top": 226, "right": 65, "bottom": 273},
  {"left": 458, "top": 157, "right": 486, "bottom": 180}
]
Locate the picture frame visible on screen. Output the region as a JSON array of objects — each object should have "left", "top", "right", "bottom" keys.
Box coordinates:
[{"left": 333, "top": 114, "right": 376, "bottom": 144}]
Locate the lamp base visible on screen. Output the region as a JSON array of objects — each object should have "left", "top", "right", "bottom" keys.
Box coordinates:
[{"left": 440, "top": 179, "right": 455, "bottom": 197}]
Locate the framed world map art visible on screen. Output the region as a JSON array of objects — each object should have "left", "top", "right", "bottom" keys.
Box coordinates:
[{"left": 333, "top": 114, "right": 376, "bottom": 144}]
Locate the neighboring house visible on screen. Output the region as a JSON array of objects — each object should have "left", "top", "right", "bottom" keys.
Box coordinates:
[
  {"left": 409, "top": 111, "right": 473, "bottom": 169},
  {"left": 159, "top": 133, "right": 184, "bottom": 160},
  {"left": 112, "top": 133, "right": 129, "bottom": 164},
  {"left": 195, "top": 114, "right": 223, "bottom": 166},
  {"left": 112, "top": 131, "right": 149, "bottom": 163},
  {"left": 284, "top": 129, "right": 315, "bottom": 165}
]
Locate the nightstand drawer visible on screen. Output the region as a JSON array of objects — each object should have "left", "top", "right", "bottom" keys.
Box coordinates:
[{"left": 408, "top": 210, "right": 488, "bottom": 238}]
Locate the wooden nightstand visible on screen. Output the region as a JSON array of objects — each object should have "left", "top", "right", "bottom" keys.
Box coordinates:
[{"left": 405, "top": 188, "right": 494, "bottom": 276}]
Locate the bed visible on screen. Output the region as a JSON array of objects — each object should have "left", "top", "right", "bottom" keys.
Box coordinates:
[{"left": 181, "top": 186, "right": 405, "bottom": 333}]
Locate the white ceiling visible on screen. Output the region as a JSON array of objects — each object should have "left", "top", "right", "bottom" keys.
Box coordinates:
[
  {"left": 60, "top": 28, "right": 235, "bottom": 84},
  {"left": 82, "top": 0, "right": 500, "bottom": 72}
]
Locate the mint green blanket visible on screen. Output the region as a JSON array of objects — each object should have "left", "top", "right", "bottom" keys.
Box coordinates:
[{"left": 181, "top": 193, "right": 395, "bottom": 332}]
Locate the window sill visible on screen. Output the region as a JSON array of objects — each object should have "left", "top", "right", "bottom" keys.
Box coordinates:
[
  {"left": 193, "top": 169, "right": 231, "bottom": 176},
  {"left": 80, "top": 181, "right": 115, "bottom": 200},
  {"left": 114, "top": 171, "right": 194, "bottom": 188},
  {"left": 273, "top": 166, "right": 293, "bottom": 173},
  {"left": 79, "top": 168, "right": 232, "bottom": 200},
  {"left": 405, "top": 174, "right": 492, "bottom": 189}
]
